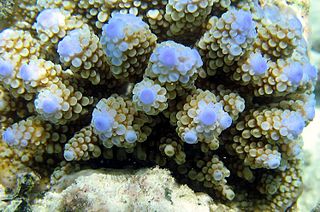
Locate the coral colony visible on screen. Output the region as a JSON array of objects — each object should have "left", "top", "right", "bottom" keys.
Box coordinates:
[{"left": 0, "top": 0, "right": 317, "bottom": 211}]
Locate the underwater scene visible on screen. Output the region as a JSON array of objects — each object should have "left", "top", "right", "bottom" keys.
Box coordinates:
[{"left": 0, "top": 0, "right": 320, "bottom": 211}]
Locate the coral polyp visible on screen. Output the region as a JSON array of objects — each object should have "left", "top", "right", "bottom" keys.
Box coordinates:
[{"left": 0, "top": 0, "right": 317, "bottom": 211}]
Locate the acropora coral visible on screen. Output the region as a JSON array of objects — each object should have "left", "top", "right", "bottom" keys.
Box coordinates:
[{"left": 0, "top": 0, "right": 317, "bottom": 211}]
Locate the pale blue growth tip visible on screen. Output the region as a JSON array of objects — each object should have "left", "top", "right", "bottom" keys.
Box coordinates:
[
  {"left": 282, "top": 112, "right": 305, "bottom": 137},
  {"left": 184, "top": 130, "right": 198, "bottom": 144},
  {"left": 42, "top": 97, "right": 60, "bottom": 114},
  {"left": 199, "top": 109, "right": 217, "bottom": 126},
  {"left": 288, "top": 120, "right": 304, "bottom": 136},
  {"left": 0, "top": 60, "right": 14, "bottom": 77},
  {"left": 305, "top": 63, "right": 317, "bottom": 80},
  {"left": 219, "top": 114, "right": 232, "bottom": 130},
  {"left": 192, "top": 49, "right": 203, "bottom": 67},
  {"left": 249, "top": 53, "right": 268, "bottom": 75},
  {"left": 93, "top": 113, "right": 113, "bottom": 133},
  {"left": 288, "top": 16, "right": 302, "bottom": 33},
  {"left": 158, "top": 47, "right": 177, "bottom": 68},
  {"left": 105, "top": 19, "right": 125, "bottom": 40},
  {"left": 229, "top": 9, "right": 256, "bottom": 56},
  {"left": 19, "top": 64, "right": 36, "bottom": 81},
  {"left": 213, "top": 170, "right": 223, "bottom": 181},
  {"left": 234, "top": 10, "right": 255, "bottom": 32},
  {"left": 2, "top": 128, "right": 16, "bottom": 146},
  {"left": 290, "top": 144, "right": 301, "bottom": 157},
  {"left": 285, "top": 62, "right": 303, "bottom": 85},
  {"left": 20, "top": 140, "right": 28, "bottom": 147},
  {"left": 229, "top": 45, "right": 242, "bottom": 56},
  {"left": 36, "top": 8, "right": 64, "bottom": 29},
  {"left": 305, "top": 94, "right": 316, "bottom": 120},
  {"left": 263, "top": 5, "right": 280, "bottom": 22},
  {"left": 57, "top": 35, "right": 82, "bottom": 58},
  {"left": 102, "top": 13, "right": 145, "bottom": 43},
  {"left": 125, "top": 130, "right": 138, "bottom": 143},
  {"left": 64, "top": 150, "right": 75, "bottom": 161},
  {"left": 265, "top": 154, "right": 281, "bottom": 169},
  {"left": 139, "top": 88, "right": 156, "bottom": 105},
  {"left": 306, "top": 105, "right": 315, "bottom": 120}
]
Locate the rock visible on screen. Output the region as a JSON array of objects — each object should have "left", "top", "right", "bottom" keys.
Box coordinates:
[{"left": 31, "top": 167, "right": 238, "bottom": 212}]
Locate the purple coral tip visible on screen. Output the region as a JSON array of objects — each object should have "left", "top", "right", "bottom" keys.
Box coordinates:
[
  {"left": 93, "top": 114, "right": 114, "bottom": 133},
  {"left": 158, "top": 47, "right": 177, "bottom": 68},
  {"left": 249, "top": 53, "right": 268, "bottom": 75},
  {"left": 57, "top": 35, "right": 82, "bottom": 58},
  {"left": 219, "top": 114, "right": 232, "bottom": 130},
  {"left": 184, "top": 130, "right": 198, "bottom": 144},
  {"left": 284, "top": 62, "right": 303, "bottom": 85},
  {"left": 0, "top": 60, "right": 13, "bottom": 77},
  {"left": 125, "top": 130, "right": 138, "bottom": 143},
  {"left": 42, "top": 98, "right": 60, "bottom": 114},
  {"left": 139, "top": 88, "right": 156, "bottom": 105},
  {"left": 2, "top": 128, "right": 16, "bottom": 146},
  {"left": 199, "top": 109, "right": 218, "bottom": 126},
  {"left": 64, "top": 150, "right": 75, "bottom": 161}
]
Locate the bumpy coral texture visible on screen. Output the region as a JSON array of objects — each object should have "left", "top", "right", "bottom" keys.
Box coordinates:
[{"left": 0, "top": 0, "right": 317, "bottom": 211}]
